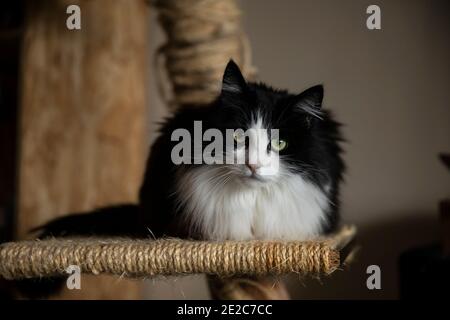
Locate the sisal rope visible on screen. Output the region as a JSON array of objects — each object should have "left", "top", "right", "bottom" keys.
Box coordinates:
[
  {"left": 0, "top": 226, "right": 355, "bottom": 280},
  {"left": 152, "top": 0, "right": 257, "bottom": 109}
]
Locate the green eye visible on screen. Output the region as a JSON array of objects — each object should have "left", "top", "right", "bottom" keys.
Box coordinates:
[
  {"left": 271, "top": 139, "right": 287, "bottom": 151},
  {"left": 233, "top": 131, "right": 245, "bottom": 143}
]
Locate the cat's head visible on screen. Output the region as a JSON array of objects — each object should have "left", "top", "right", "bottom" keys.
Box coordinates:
[{"left": 203, "top": 60, "right": 327, "bottom": 185}]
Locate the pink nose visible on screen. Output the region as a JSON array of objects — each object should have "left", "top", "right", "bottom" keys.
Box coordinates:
[{"left": 246, "top": 163, "right": 260, "bottom": 173}]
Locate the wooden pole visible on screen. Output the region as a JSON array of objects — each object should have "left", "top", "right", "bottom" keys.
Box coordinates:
[{"left": 17, "top": 0, "right": 148, "bottom": 299}]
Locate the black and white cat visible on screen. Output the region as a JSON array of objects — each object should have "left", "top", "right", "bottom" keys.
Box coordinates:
[
  {"left": 38, "top": 60, "right": 345, "bottom": 242},
  {"left": 138, "top": 60, "right": 345, "bottom": 241}
]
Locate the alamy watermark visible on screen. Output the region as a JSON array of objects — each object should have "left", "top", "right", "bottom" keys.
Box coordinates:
[
  {"left": 366, "top": 264, "right": 381, "bottom": 290},
  {"left": 170, "top": 121, "right": 281, "bottom": 174},
  {"left": 66, "top": 265, "right": 81, "bottom": 290},
  {"left": 66, "top": 5, "right": 81, "bottom": 30},
  {"left": 65, "top": 4, "right": 381, "bottom": 31},
  {"left": 366, "top": 5, "right": 381, "bottom": 30}
]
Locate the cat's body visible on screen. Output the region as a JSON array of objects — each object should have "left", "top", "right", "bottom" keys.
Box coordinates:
[
  {"left": 138, "top": 61, "right": 344, "bottom": 241},
  {"left": 36, "top": 60, "right": 345, "bottom": 242}
]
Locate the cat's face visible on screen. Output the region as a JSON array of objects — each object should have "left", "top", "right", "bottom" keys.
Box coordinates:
[
  {"left": 206, "top": 60, "right": 325, "bottom": 186},
  {"left": 228, "top": 115, "right": 282, "bottom": 182}
]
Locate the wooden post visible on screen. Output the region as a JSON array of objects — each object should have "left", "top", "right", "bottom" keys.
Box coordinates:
[{"left": 17, "top": 0, "right": 148, "bottom": 299}]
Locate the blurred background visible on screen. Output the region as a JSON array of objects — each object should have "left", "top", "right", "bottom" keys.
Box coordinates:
[{"left": 0, "top": 0, "right": 449, "bottom": 299}]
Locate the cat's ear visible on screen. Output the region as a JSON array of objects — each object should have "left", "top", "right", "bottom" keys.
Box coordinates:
[
  {"left": 221, "top": 59, "right": 247, "bottom": 94},
  {"left": 293, "top": 85, "right": 324, "bottom": 120}
]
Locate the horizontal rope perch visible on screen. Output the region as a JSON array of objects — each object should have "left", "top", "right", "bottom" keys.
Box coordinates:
[{"left": 0, "top": 226, "right": 355, "bottom": 280}]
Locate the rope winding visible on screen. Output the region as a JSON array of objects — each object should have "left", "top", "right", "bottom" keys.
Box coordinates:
[
  {"left": 0, "top": 226, "right": 355, "bottom": 280},
  {"left": 153, "top": 0, "right": 257, "bottom": 108}
]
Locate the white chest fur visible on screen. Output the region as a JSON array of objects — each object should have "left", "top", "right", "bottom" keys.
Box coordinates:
[{"left": 175, "top": 167, "right": 330, "bottom": 241}]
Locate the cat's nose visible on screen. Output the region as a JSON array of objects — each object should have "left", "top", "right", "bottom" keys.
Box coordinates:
[{"left": 246, "top": 163, "right": 261, "bottom": 174}]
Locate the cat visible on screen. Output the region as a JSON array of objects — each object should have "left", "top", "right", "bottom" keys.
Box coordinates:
[{"left": 37, "top": 60, "right": 345, "bottom": 242}]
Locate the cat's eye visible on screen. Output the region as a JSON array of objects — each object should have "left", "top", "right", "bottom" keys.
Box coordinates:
[
  {"left": 270, "top": 139, "right": 287, "bottom": 152},
  {"left": 233, "top": 131, "right": 246, "bottom": 143}
]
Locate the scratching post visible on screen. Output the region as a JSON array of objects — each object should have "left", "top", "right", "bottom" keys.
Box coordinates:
[
  {"left": 153, "top": 0, "right": 256, "bottom": 108},
  {"left": 17, "top": 0, "right": 148, "bottom": 299},
  {"left": 0, "top": 0, "right": 358, "bottom": 300}
]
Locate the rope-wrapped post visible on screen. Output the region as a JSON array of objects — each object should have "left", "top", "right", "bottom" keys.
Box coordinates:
[
  {"left": 153, "top": 0, "right": 256, "bottom": 109},
  {"left": 0, "top": 226, "right": 355, "bottom": 280}
]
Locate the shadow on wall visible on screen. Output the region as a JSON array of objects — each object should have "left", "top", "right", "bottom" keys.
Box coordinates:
[{"left": 286, "top": 214, "right": 439, "bottom": 299}]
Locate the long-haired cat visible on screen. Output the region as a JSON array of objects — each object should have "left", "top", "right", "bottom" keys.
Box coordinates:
[{"left": 38, "top": 60, "right": 345, "bottom": 242}]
